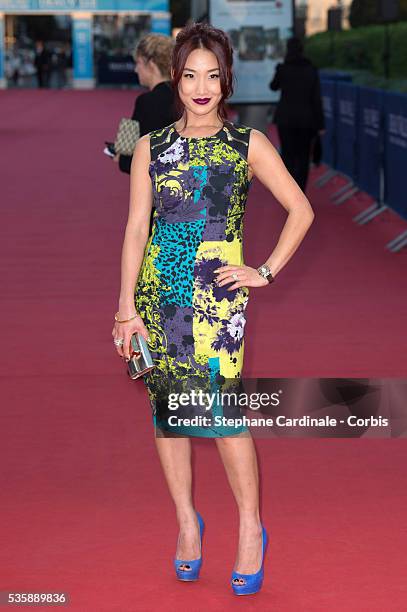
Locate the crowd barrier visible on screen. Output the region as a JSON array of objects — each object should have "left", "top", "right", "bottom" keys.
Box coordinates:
[
  {"left": 320, "top": 70, "right": 353, "bottom": 83},
  {"left": 315, "top": 79, "right": 407, "bottom": 252}
]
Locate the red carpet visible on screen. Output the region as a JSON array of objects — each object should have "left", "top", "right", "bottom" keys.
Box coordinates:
[{"left": 1, "top": 90, "right": 407, "bottom": 611}]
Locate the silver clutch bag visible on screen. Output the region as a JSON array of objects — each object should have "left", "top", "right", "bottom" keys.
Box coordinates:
[{"left": 126, "top": 332, "right": 155, "bottom": 380}]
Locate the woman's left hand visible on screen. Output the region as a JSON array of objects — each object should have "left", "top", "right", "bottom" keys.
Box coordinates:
[{"left": 214, "top": 265, "right": 268, "bottom": 291}]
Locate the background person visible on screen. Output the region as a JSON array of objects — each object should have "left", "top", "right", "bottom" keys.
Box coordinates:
[
  {"left": 55, "top": 45, "right": 68, "bottom": 89},
  {"left": 34, "top": 41, "right": 50, "bottom": 88},
  {"left": 270, "top": 36, "right": 325, "bottom": 192},
  {"left": 10, "top": 50, "right": 21, "bottom": 87},
  {"left": 114, "top": 34, "right": 176, "bottom": 236},
  {"left": 115, "top": 34, "right": 177, "bottom": 176}
]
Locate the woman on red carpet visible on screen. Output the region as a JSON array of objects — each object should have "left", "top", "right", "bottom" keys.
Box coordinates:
[{"left": 112, "top": 22, "right": 314, "bottom": 595}]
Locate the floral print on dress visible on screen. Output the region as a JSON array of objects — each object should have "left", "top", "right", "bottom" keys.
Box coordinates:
[{"left": 135, "top": 121, "right": 252, "bottom": 437}]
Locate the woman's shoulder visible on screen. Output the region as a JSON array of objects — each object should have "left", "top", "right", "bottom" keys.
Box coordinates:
[
  {"left": 226, "top": 124, "right": 275, "bottom": 161},
  {"left": 148, "top": 122, "right": 175, "bottom": 142},
  {"left": 224, "top": 121, "right": 254, "bottom": 147},
  {"left": 226, "top": 120, "right": 252, "bottom": 135},
  {"left": 222, "top": 121, "right": 255, "bottom": 160},
  {"left": 133, "top": 133, "right": 151, "bottom": 155},
  {"left": 145, "top": 122, "right": 177, "bottom": 161}
]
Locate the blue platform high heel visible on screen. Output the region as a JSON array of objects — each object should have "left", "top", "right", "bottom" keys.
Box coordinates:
[
  {"left": 231, "top": 526, "right": 268, "bottom": 595},
  {"left": 174, "top": 512, "right": 205, "bottom": 581}
]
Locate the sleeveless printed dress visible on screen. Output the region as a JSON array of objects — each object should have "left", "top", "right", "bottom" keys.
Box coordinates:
[{"left": 135, "top": 120, "right": 253, "bottom": 437}]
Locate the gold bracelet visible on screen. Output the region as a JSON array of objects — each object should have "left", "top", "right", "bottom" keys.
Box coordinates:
[{"left": 114, "top": 312, "right": 140, "bottom": 323}]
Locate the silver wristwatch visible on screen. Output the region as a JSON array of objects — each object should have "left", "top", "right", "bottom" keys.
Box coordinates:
[{"left": 256, "top": 264, "right": 274, "bottom": 284}]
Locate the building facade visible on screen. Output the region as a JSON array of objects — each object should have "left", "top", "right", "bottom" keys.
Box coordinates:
[
  {"left": 0, "top": 0, "right": 171, "bottom": 89},
  {"left": 296, "top": 0, "right": 352, "bottom": 36}
]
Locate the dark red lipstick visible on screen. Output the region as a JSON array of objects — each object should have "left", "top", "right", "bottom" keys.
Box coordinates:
[{"left": 193, "top": 98, "right": 210, "bottom": 105}]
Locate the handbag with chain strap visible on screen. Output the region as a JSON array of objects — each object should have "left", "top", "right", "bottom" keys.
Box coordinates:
[{"left": 114, "top": 118, "right": 140, "bottom": 156}]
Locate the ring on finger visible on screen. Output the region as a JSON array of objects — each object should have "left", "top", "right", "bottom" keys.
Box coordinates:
[
  {"left": 232, "top": 272, "right": 239, "bottom": 281},
  {"left": 114, "top": 337, "right": 124, "bottom": 347}
]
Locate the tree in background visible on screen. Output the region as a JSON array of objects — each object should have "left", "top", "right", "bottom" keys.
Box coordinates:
[{"left": 349, "top": 0, "right": 407, "bottom": 27}]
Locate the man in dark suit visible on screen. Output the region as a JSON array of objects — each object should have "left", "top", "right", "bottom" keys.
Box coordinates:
[
  {"left": 34, "top": 41, "right": 50, "bottom": 88},
  {"left": 270, "top": 37, "right": 325, "bottom": 192}
]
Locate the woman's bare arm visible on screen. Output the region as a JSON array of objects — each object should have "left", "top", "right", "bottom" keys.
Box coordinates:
[
  {"left": 117, "top": 134, "right": 153, "bottom": 318},
  {"left": 112, "top": 134, "right": 153, "bottom": 360},
  {"left": 247, "top": 128, "right": 315, "bottom": 277},
  {"left": 215, "top": 129, "right": 315, "bottom": 290}
]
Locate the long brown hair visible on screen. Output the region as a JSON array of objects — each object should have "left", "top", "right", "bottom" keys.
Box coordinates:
[{"left": 171, "top": 22, "right": 234, "bottom": 127}]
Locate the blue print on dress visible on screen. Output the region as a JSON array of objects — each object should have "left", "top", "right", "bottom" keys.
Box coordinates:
[
  {"left": 192, "top": 166, "right": 208, "bottom": 215},
  {"left": 152, "top": 217, "right": 205, "bottom": 307}
]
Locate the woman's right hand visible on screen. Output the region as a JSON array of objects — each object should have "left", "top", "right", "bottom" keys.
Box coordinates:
[{"left": 111, "top": 313, "right": 150, "bottom": 361}]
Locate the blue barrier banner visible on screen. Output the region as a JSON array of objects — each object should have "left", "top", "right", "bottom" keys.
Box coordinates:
[
  {"left": 320, "top": 79, "right": 336, "bottom": 167},
  {"left": 72, "top": 16, "right": 93, "bottom": 81},
  {"left": 320, "top": 70, "right": 353, "bottom": 82},
  {"left": 357, "top": 88, "right": 383, "bottom": 202},
  {"left": 335, "top": 82, "right": 359, "bottom": 181},
  {"left": 383, "top": 92, "right": 407, "bottom": 220}
]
